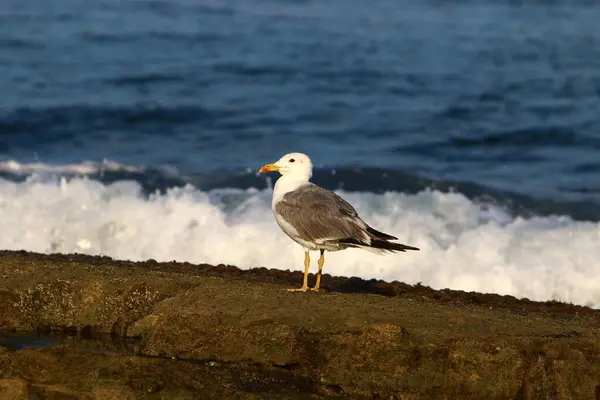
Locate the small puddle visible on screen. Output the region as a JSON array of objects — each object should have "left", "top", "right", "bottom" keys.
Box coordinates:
[
  {"left": 0, "top": 332, "right": 142, "bottom": 353},
  {"left": 0, "top": 333, "right": 59, "bottom": 350}
]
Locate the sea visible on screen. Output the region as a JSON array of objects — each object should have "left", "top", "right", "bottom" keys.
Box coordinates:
[{"left": 1, "top": 0, "right": 600, "bottom": 307}]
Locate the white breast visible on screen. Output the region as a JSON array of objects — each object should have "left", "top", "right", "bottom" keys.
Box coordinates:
[
  {"left": 271, "top": 175, "right": 307, "bottom": 207},
  {"left": 271, "top": 174, "right": 318, "bottom": 250}
]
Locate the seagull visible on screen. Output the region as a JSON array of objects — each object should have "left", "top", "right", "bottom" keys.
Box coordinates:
[{"left": 258, "top": 152, "right": 419, "bottom": 292}]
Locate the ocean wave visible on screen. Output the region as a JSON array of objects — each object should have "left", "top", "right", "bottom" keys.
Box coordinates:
[
  {"left": 0, "top": 105, "right": 221, "bottom": 138},
  {"left": 0, "top": 175, "right": 598, "bottom": 307},
  {"left": 1, "top": 159, "right": 600, "bottom": 222},
  {"left": 105, "top": 73, "right": 188, "bottom": 86},
  {"left": 0, "top": 160, "right": 142, "bottom": 175},
  {"left": 450, "top": 128, "right": 599, "bottom": 149}
]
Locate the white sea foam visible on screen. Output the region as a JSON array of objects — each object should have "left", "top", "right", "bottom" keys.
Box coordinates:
[
  {"left": 0, "top": 159, "right": 142, "bottom": 175},
  {"left": 1, "top": 175, "right": 599, "bottom": 307}
]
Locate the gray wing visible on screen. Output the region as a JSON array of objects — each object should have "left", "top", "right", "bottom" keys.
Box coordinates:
[{"left": 274, "top": 184, "right": 373, "bottom": 244}]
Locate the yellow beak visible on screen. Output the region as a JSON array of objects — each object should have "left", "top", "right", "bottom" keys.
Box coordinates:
[{"left": 258, "top": 163, "right": 279, "bottom": 173}]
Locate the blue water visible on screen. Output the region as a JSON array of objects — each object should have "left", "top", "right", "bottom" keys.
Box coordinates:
[
  {"left": 0, "top": 333, "right": 58, "bottom": 350},
  {"left": 2, "top": 0, "right": 600, "bottom": 216}
]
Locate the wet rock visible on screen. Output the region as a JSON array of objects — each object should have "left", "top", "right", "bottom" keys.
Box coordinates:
[
  {"left": 0, "top": 379, "right": 30, "bottom": 399},
  {"left": 1, "top": 250, "right": 600, "bottom": 399},
  {"left": 0, "top": 377, "right": 94, "bottom": 400}
]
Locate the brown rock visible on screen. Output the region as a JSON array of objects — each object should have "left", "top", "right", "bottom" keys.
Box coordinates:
[
  {"left": 0, "top": 379, "right": 30, "bottom": 399},
  {"left": 1, "top": 250, "right": 600, "bottom": 399}
]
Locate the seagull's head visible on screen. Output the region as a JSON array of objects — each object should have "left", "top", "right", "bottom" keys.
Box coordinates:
[{"left": 259, "top": 152, "right": 313, "bottom": 179}]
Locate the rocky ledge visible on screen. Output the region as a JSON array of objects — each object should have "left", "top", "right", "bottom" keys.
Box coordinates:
[{"left": 0, "top": 250, "right": 599, "bottom": 399}]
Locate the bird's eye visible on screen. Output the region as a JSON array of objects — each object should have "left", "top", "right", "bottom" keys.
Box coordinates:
[{"left": 289, "top": 158, "right": 295, "bottom": 163}]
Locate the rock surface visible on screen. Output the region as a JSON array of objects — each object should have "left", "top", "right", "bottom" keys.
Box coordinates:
[{"left": 1, "top": 250, "right": 600, "bottom": 399}]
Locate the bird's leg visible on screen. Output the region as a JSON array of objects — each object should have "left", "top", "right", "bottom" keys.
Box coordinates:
[
  {"left": 287, "top": 251, "right": 310, "bottom": 292},
  {"left": 311, "top": 249, "right": 325, "bottom": 292}
]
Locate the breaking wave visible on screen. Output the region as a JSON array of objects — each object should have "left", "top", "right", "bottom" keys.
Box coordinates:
[{"left": 0, "top": 163, "right": 598, "bottom": 307}]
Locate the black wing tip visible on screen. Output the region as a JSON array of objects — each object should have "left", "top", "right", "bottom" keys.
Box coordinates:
[
  {"left": 402, "top": 244, "right": 420, "bottom": 251},
  {"left": 371, "top": 239, "right": 420, "bottom": 252},
  {"left": 336, "top": 237, "right": 420, "bottom": 252},
  {"left": 366, "top": 226, "right": 398, "bottom": 241},
  {"left": 366, "top": 227, "right": 420, "bottom": 251}
]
